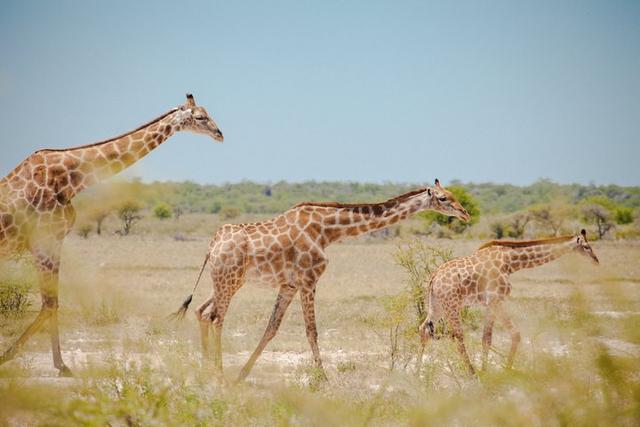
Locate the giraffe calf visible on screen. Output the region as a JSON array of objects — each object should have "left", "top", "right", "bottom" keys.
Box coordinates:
[{"left": 418, "top": 230, "right": 599, "bottom": 374}]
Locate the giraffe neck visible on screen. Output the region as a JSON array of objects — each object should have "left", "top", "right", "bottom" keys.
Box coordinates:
[
  {"left": 505, "top": 241, "right": 573, "bottom": 273},
  {"left": 320, "top": 191, "right": 429, "bottom": 244},
  {"left": 35, "top": 108, "right": 189, "bottom": 201}
]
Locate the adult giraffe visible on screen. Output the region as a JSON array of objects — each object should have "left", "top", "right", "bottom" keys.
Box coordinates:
[
  {"left": 0, "top": 94, "right": 223, "bottom": 375},
  {"left": 174, "top": 180, "right": 471, "bottom": 382}
]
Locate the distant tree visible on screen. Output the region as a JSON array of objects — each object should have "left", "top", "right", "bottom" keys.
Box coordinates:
[
  {"left": 173, "top": 205, "right": 184, "bottom": 221},
  {"left": 219, "top": 206, "right": 241, "bottom": 220},
  {"left": 117, "top": 200, "right": 143, "bottom": 236},
  {"left": 77, "top": 223, "right": 92, "bottom": 239},
  {"left": 210, "top": 201, "right": 222, "bottom": 214},
  {"left": 529, "top": 204, "right": 573, "bottom": 236},
  {"left": 615, "top": 207, "right": 634, "bottom": 225},
  {"left": 418, "top": 186, "right": 480, "bottom": 234},
  {"left": 89, "top": 207, "right": 111, "bottom": 236},
  {"left": 153, "top": 203, "right": 172, "bottom": 220},
  {"left": 581, "top": 196, "right": 616, "bottom": 239},
  {"left": 490, "top": 221, "right": 508, "bottom": 239},
  {"left": 507, "top": 212, "right": 530, "bottom": 238}
]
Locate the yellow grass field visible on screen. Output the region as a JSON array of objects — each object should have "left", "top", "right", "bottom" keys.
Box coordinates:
[{"left": 1, "top": 229, "right": 639, "bottom": 426}]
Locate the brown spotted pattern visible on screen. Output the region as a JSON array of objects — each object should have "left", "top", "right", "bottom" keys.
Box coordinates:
[
  {"left": 418, "top": 231, "right": 599, "bottom": 374},
  {"left": 192, "top": 181, "right": 471, "bottom": 382},
  {"left": 0, "top": 94, "right": 223, "bottom": 375}
]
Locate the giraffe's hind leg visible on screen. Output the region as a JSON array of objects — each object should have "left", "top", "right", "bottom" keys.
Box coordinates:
[
  {"left": 195, "top": 296, "right": 214, "bottom": 357},
  {"left": 490, "top": 303, "right": 521, "bottom": 369}
]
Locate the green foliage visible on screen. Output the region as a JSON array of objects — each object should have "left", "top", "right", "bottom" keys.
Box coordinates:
[
  {"left": 75, "top": 179, "right": 640, "bottom": 219},
  {"left": 581, "top": 195, "right": 617, "bottom": 211},
  {"left": 580, "top": 198, "right": 615, "bottom": 239},
  {"left": 419, "top": 187, "right": 480, "bottom": 233},
  {"left": 365, "top": 240, "right": 453, "bottom": 371},
  {"left": 490, "top": 221, "right": 507, "bottom": 239},
  {"left": 77, "top": 223, "right": 93, "bottom": 239},
  {"left": 219, "top": 206, "right": 241, "bottom": 220},
  {"left": 0, "top": 279, "right": 31, "bottom": 318},
  {"left": 614, "top": 207, "right": 634, "bottom": 225},
  {"left": 153, "top": 203, "right": 172, "bottom": 220},
  {"left": 117, "top": 200, "right": 143, "bottom": 236},
  {"left": 393, "top": 239, "right": 453, "bottom": 321}
]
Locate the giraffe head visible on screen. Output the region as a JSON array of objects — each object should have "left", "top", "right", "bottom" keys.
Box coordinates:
[
  {"left": 427, "top": 179, "right": 471, "bottom": 222},
  {"left": 180, "top": 94, "right": 224, "bottom": 142},
  {"left": 574, "top": 229, "right": 599, "bottom": 264}
]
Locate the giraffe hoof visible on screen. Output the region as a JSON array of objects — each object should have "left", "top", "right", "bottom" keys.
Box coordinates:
[{"left": 58, "top": 365, "right": 73, "bottom": 377}]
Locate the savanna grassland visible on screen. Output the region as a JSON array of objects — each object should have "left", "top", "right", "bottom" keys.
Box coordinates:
[{"left": 1, "top": 212, "right": 639, "bottom": 426}]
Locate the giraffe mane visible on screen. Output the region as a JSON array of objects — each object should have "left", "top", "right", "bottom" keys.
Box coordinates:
[
  {"left": 293, "top": 187, "right": 429, "bottom": 210},
  {"left": 478, "top": 235, "right": 574, "bottom": 250},
  {"left": 34, "top": 107, "right": 181, "bottom": 153}
]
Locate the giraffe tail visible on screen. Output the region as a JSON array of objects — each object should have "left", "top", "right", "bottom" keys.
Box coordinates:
[{"left": 169, "top": 253, "right": 210, "bottom": 320}]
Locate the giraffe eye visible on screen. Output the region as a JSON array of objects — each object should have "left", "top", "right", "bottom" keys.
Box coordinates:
[
  {"left": 195, "top": 116, "right": 206, "bottom": 121},
  {"left": 438, "top": 197, "right": 447, "bottom": 202}
]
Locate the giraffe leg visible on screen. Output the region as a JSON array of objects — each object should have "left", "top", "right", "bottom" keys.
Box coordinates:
[
  {"left": 236, "top": 284, "right": 297, "bottom": 383},
  {"left": 491, "top": 303, "right": 521, "bottom": 369},
  {"left": 481, "top": 309, "right": 496, "bottom": 371},
  {"left": 35, "top": 250, "right": 72, "bottom": 376},
  {"left": 0, "top": 303, "right": 53, "bottom": 366},
  {"left": 0, "top": 250, "right": 71, "bottom": 376},
  {"left": 416, "top": 318, "right": 435, "bottom": 375},
  {"left": 449, "top": 315, "right": 475, "bottom": 375},
  {"left": 299, "top": 285, "right": 327, "bottom": 380},
  {"left": 195, "top": 296, "right": 214, "bottom": 357}
]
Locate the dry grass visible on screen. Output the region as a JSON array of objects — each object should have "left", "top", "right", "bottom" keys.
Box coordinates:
[{"left": 0, "top": 226, "right": 639, "bottom": 426}]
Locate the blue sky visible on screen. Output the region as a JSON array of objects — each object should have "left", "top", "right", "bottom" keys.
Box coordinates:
[{"left": 1, "top": 0, "right": 638, "bottom": 186}]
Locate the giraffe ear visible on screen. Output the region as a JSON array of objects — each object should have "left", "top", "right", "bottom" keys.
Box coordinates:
[
  {"left": 434, "top": 178, "right": 441, "bottom": 188},
  {"left": 581, "top": 229, "right": 587, "bottom": 238},
  {"left": 185, "top": 93, "right": 196, "bottom": 108},
  {"left": 427, "top": 188, "right": 432, "bottom": 196}
]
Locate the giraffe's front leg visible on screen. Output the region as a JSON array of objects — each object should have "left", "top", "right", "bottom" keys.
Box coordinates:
[
  {"left": 0, "top": 246, "right": 71, "bottom": 376},
  {"left": 491, "top": 303, "right": 521, "bottom": 369},
  {"left": 34, "top": 248, "right": 72, "bottom": 377},
  {"left": 236, "top": 284, "right": 297, "bottom": 383},
  {"left": 481, "top": 309, "right": 496, "bottom": 371},
  {"left": 448, "top": 314, "right": 476, "bottom": 375},
  {"left": 299, "top": 284, "right": 327, "bottom": 380}
]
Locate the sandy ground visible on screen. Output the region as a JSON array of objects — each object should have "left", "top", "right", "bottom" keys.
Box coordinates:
[{"left": 1, "top": 235, "right": 639, "bottom": 384}]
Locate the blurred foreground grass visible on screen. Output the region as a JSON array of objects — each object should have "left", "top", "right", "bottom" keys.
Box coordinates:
[{"left": 0, "top": 236, "right": 639, "bottom": 426}]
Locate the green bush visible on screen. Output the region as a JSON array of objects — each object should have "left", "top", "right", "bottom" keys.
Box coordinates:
[
  {"left": 77, "top": 223, "right": 93, "bottom": 239},
  {"left": 219, "top": 206, "right": 241, "bottom": 220},
  {"left": 153, "top": 203, "right": 172, "bottom": 220},
  {"left": 0, "top": 280, "right": 32, "bottom": 318},
  {"left": 615, "top": 207, "right": 634, "bottom": 225},
  {"left": 418, "top": 186, "right": 480, "bottom": 233}
]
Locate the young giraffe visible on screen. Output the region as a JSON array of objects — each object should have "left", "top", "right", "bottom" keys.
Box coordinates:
[
  {"left": 174, "top": 180, "right": 471, "bottom": 382},
  {"left": 0, "top": 94, "right": 223, "bottom": 375},
  {"left": 418, "top": 230, "right": 599, "bottom": 374}
]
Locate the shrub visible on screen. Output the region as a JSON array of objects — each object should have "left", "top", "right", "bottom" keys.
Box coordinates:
[
  {"left": 366, "top": 240, "right": 454, "bottom": 371},
  {"left": 77, "top": 223, "right": 93, "bottom": 239},
  {"left": 418, "top": 187, "right": 480, "bottom": 234},
  {"left": 117, "top": 200, "right": 143, "bottom": 236},
  {"left": 0, "top": 279, "right": 32, "bottom": 318},
  {"left": 89, "top": 207, "right": 111, "bottom": 235},
  {"left": 490, "top": 221, "right": 508, "bottom": 239},
  {"left": 614, "top": 207, "right": 634, "bottom": 225},
  {"left": 153, "top": 203, "right": 172, "bottom": 220},
  {"left": 219, "top": 206, "right": 241, "bottom": 220}
]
